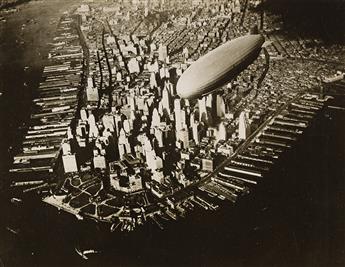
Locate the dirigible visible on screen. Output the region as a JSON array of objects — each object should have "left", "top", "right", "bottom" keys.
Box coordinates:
[{"left": 177, "top": 34, "right": 265, "bottom": 99}]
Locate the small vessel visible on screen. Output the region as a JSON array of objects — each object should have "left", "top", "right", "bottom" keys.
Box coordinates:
[
  {"left": 10, "top": 197, "right": 23, "bottom": 205},
  {"left": 150, "top": 215, "right": 164, "bottom": 230},
  {"left": 6, "top": 226, "right": 20, "bottom": 235},
  {"left": 84, "top": 250, "right": 99, "bottom": 256},
  {"left": 75, "top": 246, "right": 99, "bottom": 260},
  {"left": 110, "top": 221, "right": 121, "bottom": 232},
  {"left": 75, "top": 247, "right": 88, "bottom": 260},
  {"left": 75, "top": 213, "right": 83, "bottom": 220}
]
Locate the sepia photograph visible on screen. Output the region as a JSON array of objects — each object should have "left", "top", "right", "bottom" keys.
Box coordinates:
[{"left": 0, "top": 0, "right": 344, "bottom": 266}]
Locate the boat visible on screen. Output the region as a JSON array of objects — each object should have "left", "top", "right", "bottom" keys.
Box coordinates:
[
  {"left": 6, "top": 226, "right": 20, "bottom": 235},
  {"left": 110, "top": 221, "right": 121, "bottom": 232},
  {"left": 75, "top": 213, "right": 83, "bottom": 220},
  {"left": 75, "top": 246, "right": 99, "bottom": 260},
  {"left": 75, "top": 246, "right": 88, "bottom": 260},
  {"left": 10, "top": 197, "right": 23, "bottom": 205},
  {"left": 150, "top": 215, "right": 164, "bottom": 230}
]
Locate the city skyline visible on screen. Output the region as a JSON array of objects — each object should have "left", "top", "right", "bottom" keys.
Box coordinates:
[{"left": 0, "top": 0, "right": 344, "bottom": 266}]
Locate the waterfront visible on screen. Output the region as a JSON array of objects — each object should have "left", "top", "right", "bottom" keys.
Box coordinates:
[{"left": 0, "top": 0, "right": 82, "bottom": 184}]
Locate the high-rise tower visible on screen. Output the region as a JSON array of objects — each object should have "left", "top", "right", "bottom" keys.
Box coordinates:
[{"left": 239, "top": 111, "right": 250, "bottom": 140}]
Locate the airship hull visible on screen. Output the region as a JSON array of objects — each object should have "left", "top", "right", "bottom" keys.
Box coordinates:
[{"left": 176, "top": 34, "right": 265, "bottom": 99}]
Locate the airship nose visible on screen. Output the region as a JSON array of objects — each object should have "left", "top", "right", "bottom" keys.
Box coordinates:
[
  {"left": 177, "top": 77, "right": 198, "bottom": 99},
  {"left": 176, "top": 80, "right": 188, "bottom": 99}
]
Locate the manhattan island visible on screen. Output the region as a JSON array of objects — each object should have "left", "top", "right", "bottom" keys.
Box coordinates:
[{"left": 8, "top": 0, "right": 344, "bottom": 233}]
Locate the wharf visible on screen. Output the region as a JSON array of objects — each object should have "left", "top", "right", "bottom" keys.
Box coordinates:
[{"left": 9, "top": 14, "right": 85, "bottom": 181}]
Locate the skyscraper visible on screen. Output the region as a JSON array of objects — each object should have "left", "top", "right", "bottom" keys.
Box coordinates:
[
  {"left": 102, "top": 114, "right": 115, "bottom": 133},
  {"left": 239, "top": 111, "right": 250, "bottom": 140},
  {"left": 128, "top": 58, "right": 140, "bottom": 73},
  {"left": 180, "top": 108, "right": 187, "bottom": 128},
  {"left": 178, "top": 128, "right": 189, "bottom": 149},
  {"left": 198, "top": 96, "right": 207, "bottom": 122},
  {"left": 192, "top": 122, "right": 200, "bottom": 144},
  {"left": 174, "top": 98, "right": 181, "bottom": 130},
  {"left": 154, "top": 128, "right": 164, "bottom": 147},
  {"left": 86, "top": 77, "right": 99, "bottom": 102},
  {"left": 161, "top": 87, "right": 171, "bottom": 115},
  {"left": 218, "top": 121, "right": 227, "bottom": 141},
  {"left": 118, "top": 128, "right": 131, "bottom": 159},
  {"left": 206, "top": 94, "right": 213, "bottom": 109},
  {"left": 158, "top": 44, "right": 168, "bottom": 62},
  {"left": 88, "top": 113, "right": 99, "bottom": 138},
  {"left": 150, "top": 72, "right": 157, "bottom": 89},
  {"left": 62, "top": 154, "right": 78, "bottom": 173},
  {"left": 151, "top": 107, "right": 159, "bottom": 126},
  {"left": 216, "top": 95, "right": 226, "bottom": 117}
]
